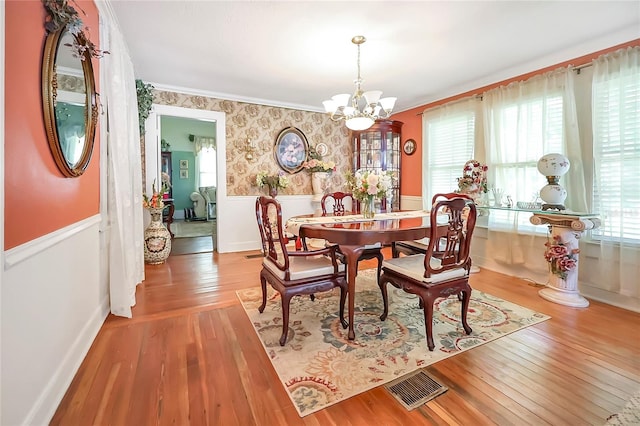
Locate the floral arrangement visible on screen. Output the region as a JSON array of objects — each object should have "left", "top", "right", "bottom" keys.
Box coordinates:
[
  {"left": 345, "top": 169, "right": 394, "bottom": 202},
  {"left": 302, "top": 145, "right": 336, "bottom": 173},
  {"left": 42, "top": 0, "right": 108, "bottom": 60},
  {"left": 543, "top": 235, "right": 579, "bottom": 280},
  {"left": 457, "top": 160, "right": 488, "bottom": 195},
  {"left": 302, "top": 158, "right": 336, "bottom": 173},
  {"left": 256, "top": 171, "right": 289, "bottom": 190},
  {"left": 143, "top": 180, "right": 168, "bottom": 209}
]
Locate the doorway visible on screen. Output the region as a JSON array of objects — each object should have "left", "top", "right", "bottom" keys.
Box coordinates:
[{"left": 144, "top": 105, "right": 226, "bottom": 252}]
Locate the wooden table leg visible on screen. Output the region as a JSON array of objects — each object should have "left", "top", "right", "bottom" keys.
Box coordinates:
[{"left": 338, "top": 245, "right": 365, "bottom": 340}]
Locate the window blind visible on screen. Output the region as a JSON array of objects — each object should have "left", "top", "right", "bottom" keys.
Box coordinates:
[
  {"left": 592, "top": 61, "right": 640, "bottom": 243},
  {"left": 425, "top": 112, "right": 475, "bottom": 201}
]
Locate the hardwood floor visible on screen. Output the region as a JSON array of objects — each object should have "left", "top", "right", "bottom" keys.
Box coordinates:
[
  {"left": 170, "top": 235, "right": 215, "bottom": 256},
  {"left": 51, "top": 245, "right": 640, "bottom": 425}
]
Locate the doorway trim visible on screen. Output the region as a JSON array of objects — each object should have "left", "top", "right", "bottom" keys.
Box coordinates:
[{"left": 144, "top": 104, "right": 227, "bottom": 251}]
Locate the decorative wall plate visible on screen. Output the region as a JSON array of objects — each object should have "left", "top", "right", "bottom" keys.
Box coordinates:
[
  {"left": 403, "top": 139, "right": 417, "bottom": 155},
  {"left": 315, "top": 142, "right": 329, "bottom": 157}
]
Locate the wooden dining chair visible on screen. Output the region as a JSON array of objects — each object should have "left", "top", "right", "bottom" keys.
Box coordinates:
[
  {"left": 320, "top": 192, "right": 384, "bottom": 282},
  {"left": 392, "top": 192, "right": 474, "bottom": 258},
  {"left": 379, "top": 196, "right": 477, "bottom": 351},
  {"left": 255, "top": 196, "right": 348, "bottom": 346}
]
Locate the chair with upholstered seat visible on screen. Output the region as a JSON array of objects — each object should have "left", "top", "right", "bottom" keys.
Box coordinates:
[
  {"left": 379, "top": 196, "right": 477, "bottom": 351},
  {"left": 392, "top": 192, "right": 474, "bottom": 258},
  {"left": 320, "top": 192, "right": 384, "bottom": 282},
  {"left": 255, "top": 196, "right": 348, "bottom": 346}
]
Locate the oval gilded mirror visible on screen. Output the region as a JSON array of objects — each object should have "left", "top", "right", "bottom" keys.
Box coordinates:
[{"left": 42, "top": 26, "right": 97, "bottom": 177}]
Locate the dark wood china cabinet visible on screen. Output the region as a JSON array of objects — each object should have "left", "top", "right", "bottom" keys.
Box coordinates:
[{"left": 351, "top": 120, "right": 403, "bottom": 211}]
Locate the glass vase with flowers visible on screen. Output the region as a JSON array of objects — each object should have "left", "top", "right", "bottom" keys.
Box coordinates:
[
  {"left": 256, "top": 171, "right": 289, "bottom": 197},
  {"left": 346, "top": 169, "right": 393, "bottom": 219}
]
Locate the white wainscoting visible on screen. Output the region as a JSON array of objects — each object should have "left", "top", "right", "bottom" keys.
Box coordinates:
[
  {"left": 217, "top": 195, "right": 316, "bottom": 253},
  {"left": 1, "top": 216, "right": 108, "bottom": 425},
  {"left": 400, "top": 195, "right": 424, "bottom": 211}
]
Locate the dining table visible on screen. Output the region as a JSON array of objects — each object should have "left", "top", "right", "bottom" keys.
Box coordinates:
[{"left": 285, "top": 210, "right": 434, "bottom": 340}]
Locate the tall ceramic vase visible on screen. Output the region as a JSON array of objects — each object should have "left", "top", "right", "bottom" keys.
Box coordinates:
[
  {"left": 144, "top": 207, "right": 172, "bottom": 264},
  {"left": 311, "top": 172, "right": 330, "bottom": 202}
]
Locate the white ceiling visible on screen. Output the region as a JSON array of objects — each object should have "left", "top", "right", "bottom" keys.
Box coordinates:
[{"left": 109, "top": 1, "right": 640, "bottom": 113}]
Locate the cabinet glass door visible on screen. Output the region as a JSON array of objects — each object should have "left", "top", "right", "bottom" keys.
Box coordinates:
[{"left": 352, "top": 120, "right": 403, "bottom": 211}]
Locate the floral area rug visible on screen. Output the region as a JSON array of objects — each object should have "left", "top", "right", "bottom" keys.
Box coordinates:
[
  {"left": 606, "top": 389, "right": 640, "bottom": 425},
  {"left": 236, "top": 269, "right": 550, "bottom": 417}
]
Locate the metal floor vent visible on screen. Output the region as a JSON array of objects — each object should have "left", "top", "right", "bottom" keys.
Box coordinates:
[
  {"left": 245, "top": 253, "right": 264, "bottom": 259},
  {"left": 384, "top": 369, "right": 448, "bottom": 410}
]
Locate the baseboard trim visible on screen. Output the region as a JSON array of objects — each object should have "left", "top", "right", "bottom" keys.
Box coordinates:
[{"left": 25, "top": 295, "right": 110, "bottom": 425}]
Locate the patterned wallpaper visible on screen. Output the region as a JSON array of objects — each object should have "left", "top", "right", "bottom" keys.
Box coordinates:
[
  {"left": 152, "top": 89, "right": 352, "bottom": 196},
  {"left": 58, "top": 74, "right": 85, "bottom": 93}
]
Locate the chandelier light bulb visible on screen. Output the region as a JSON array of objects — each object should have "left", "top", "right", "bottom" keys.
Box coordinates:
[{"left": 322, "top": 35, "right": 396, "bottom": 130}]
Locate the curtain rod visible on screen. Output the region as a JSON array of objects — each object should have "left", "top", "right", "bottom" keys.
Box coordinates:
[
  {"left": 416, "top": 94, "right": 482, "bottom": 115},
  {"left": 417, "top": 62, "right": 595, "bottom": 115},
  {"left": 572, "top": 62, "right": 593, "bottom": 74}
]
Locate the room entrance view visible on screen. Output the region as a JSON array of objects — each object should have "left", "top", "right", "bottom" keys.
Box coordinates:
[{"left": 146, "top": 107, "right": 221, "bottom": 255}]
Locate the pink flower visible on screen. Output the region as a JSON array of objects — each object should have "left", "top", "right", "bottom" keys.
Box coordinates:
[
  {"left": 547, "top": 245, "right": 568, "bottom": 259},
  {"left": 557, "top": 257, "right": 577, "bottom": 271},
  {"left": 544, "top": 237, "right": 578, "bottom": 279}
]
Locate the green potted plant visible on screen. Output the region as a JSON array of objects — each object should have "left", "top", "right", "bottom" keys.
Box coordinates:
[{"left": 136, "top": 79, "right": 154, "bottom": 135}]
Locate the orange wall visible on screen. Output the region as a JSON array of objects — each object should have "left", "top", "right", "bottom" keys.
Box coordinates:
[
  {"left": 5, "top": 0, "right": 101, "bottom": 249},
  {"left": 392, "top": 106, "right": 426, "bottom": 197},
  {"left": 393, "top": 38, "right": 640, "bottom": 197}
]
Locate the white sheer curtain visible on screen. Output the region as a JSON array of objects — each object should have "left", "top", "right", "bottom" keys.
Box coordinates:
[
  {"left": 591, "top": 46, "right": 640, "bottom": 299},
  {"left": 99, "top": 3, "right": 145, "bottom": 317},
  {"left": 482, "top": 67, "right": 585, "bottom": 266},
  {"left": 421, "top": 97, "right": 480, "bottom": 208},
  {"left": 193, "top": 136, "right": 216, "bottom": 189}
]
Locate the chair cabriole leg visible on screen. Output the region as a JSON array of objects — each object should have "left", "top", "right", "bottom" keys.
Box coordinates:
[
  {"left": 339, "top": 283, "right": 348, "bottom": 328},
  {"left": 379, "top": 276, "right": 389, "bottom": 321},
  {"left": 279, "top": 293, "right": 292, "bottom": 346},
  {"left": 374, "top": 253, "right": 383, "bottom": 285},
  {"left": 258, "top": 275, "right": 267, "bottom": 313},
  {"left": 461, "top": 287, "right": 472, "bottom": 335},
  {"left": 422, "top": 295, "right": 436, "bottom": 351}
]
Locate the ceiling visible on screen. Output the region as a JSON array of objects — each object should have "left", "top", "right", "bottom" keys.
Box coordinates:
[{"left": 109, "top": 1, "right": 640, "bottom": 113}]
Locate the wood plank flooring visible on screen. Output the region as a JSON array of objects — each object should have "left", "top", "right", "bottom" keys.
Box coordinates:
[{"left": 51, "top": 245, "right": 640, "bottom": 425}]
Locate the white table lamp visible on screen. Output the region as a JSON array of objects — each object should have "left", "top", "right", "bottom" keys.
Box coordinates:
[{"left": 537, "top": 153, "right": 570, "bottom": 211}]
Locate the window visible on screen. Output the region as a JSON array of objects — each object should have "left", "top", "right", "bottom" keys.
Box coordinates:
[
  {"left": 592, "top": 49, "right": 640, "bottom": 243},
  {"left": 198, "top": 146, "right": 216, "bottom": 188},
  {"left": 422, "top": 99, "right": 476, "bottom": 205},
  {"left": 489, "top": 95, "right": 564, "bottom": 208},
  {"left": 482, "top": 69, "right": 581, "bottom": 232}
]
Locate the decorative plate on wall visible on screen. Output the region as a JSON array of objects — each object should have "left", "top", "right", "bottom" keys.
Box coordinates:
[
  {"left": 315, "top": 142, "right": 329, "bottom": 157},
  {"left": 403, "top": 139, "right": 417, "bottom": 155}
]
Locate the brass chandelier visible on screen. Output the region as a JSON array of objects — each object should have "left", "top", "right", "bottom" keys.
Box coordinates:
[{"left": 322, "top": 36, "right": 397, "bottom": 131}]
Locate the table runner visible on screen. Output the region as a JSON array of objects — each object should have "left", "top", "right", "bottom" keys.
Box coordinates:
[{"left": 285, "top": 210, "right": 429, "bottom": 236}]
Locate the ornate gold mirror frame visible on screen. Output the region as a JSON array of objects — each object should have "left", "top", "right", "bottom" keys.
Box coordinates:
[
  {"left": 42, "top": 26, "right": 97, "bottom": 177},
  {"left": 41, "top": 0, "right": 105, "bottom": 178}
]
